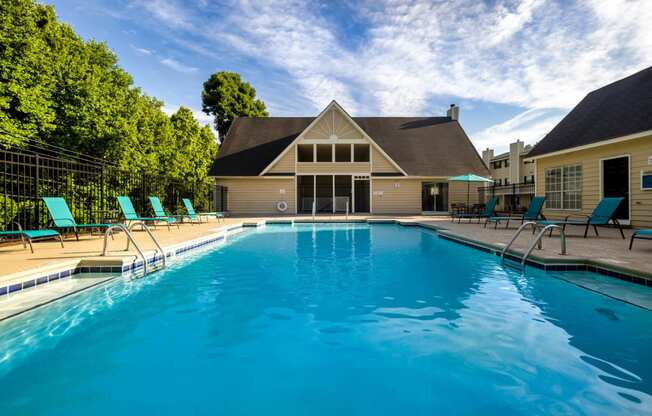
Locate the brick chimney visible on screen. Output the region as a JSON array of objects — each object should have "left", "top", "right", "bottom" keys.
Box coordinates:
[
  {"left": 446, "top": 104, "right": 459, "bottom": 121},
  {"left": 482, "top": 148, "right": 494, "bottom": 167}
]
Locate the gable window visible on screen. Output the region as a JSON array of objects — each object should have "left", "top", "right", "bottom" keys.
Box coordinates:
[
  {"left": 353, "top": 144, "right": 370, "bottom": 162},
  {"left": 297, "top": 144, "right": 314, "bottom": 162},
  {"left": 545, "top": 165, "right": 582, "bottom": 209},
  {"left": 316, "top": 144, "right": 332, "bottom": 162},
  {"left": 335, "top": 144, "right": 351, "bottom": 162}
]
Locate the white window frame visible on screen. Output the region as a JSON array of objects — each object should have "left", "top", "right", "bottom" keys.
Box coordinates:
[{"left": 544, "top": 164, "right": 582, "bottom": 210}]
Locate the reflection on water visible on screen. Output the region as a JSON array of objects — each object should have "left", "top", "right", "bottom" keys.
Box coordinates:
[{"left": 0, "top": 223, "right": 650, "bottom": 416}]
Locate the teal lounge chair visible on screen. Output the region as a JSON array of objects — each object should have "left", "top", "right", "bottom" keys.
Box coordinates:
[
  {"left": 0, "top": 222, "right": 63, "bottom": 253},
  {"left": 484, "top": 196, "right": 546, "bottom": 229},
  {"left": 629, "top": 229, "right": 652, "bottom": 250},
  {"left": 182, "top": 198, "right": 224, "bottom": 223},
  {"left": 117, "top": 196, "right": 178, "bottom": 231},
  {"left": 148, "top": 196, "right": 185, "bottom": 226},
  {"left": 455, "top": 197, "right": 497, "bottom": 223},
  {"left": 42, "top": 197, "right": 118, "bottom": 240},
  {"left": 536, "top": 197, "right": 625, "bottom": 239}
]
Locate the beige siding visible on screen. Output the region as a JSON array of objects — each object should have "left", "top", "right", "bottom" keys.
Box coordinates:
[
  {"left": 371, "top": 179, "right": 421, "bottom": 214},
  {"left": 296, "top": 162, "right": 370, "bottom": 174},
  {"left": 215, "top": 178, "right": 296, "bottom": 214},
  {"left": 371, "top": 147, "right": 400, "bottom": 173},
  {"left": 535, "top": 135, "right": 652, "bottom": 228},
  {"left": 267, "top": 146, "right": 295, "bottom": 174}
]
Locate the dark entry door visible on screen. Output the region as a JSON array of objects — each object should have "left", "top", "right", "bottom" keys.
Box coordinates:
[
  {"left": 602, "top": 156, "right": 629, "bottom": 220},
  {"left": 354, "top": 180, "right": 370, "bottom": 213},
  {"left": 422, "top": 182, "right": 435, "bottom": 211}
]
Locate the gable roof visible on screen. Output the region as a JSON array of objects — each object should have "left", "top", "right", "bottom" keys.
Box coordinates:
[
  {"left": 210, "top": 115, "right": 488, "bottom": 177},
  {"left": 528, "top": 66, "right": 652, "bottom": 158}
]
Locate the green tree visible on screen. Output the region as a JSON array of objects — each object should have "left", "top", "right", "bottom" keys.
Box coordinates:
[{"left": 201, "top": 71, "right": 268, "bottom": 138}]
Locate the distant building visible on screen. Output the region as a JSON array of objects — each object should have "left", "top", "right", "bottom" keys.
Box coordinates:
[{"left": 481, "top": 140, "right": 536, "bottom": 211}]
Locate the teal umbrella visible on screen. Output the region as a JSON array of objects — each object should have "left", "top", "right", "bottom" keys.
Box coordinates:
[{"left": 448, "top": 173, "right": 494, "bottom": 207}]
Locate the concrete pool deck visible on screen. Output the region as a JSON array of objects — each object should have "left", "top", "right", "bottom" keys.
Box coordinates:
[{"left": 1, "top": 214, "right": 651, "bottom": 318}]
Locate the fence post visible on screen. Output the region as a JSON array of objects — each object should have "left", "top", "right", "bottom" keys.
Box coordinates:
[
  {"left": 100, "top": 164, "right": 105, "bottom": 215},
  {"left": 34, "top": 155, "right": 39, "bottom": 229}
]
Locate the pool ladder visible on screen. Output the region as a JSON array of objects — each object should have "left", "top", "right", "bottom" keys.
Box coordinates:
[
  {"left": 101, "top": 221, "right": 166, "bottom": 275},
  {"left": 500, "top": 221, "right": 566, "bottom": 266}
]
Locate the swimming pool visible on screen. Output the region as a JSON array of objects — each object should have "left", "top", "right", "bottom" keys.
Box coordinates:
[{"left": 0, "top": 223, "right": 650, "bottom": 415}]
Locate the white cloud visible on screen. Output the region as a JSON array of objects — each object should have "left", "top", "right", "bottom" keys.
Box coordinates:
[
  {"left": 131, "top": 45, "right": 153, "bottom": 55},
  {"left": 159, "top": 57, "right": 198, "bottom": 73},
  {"left": 132, "top": 0, "right": 652, "bottom": 149},
  {"left": 472, "top": 108, "right": 565, "bottom": 153}
]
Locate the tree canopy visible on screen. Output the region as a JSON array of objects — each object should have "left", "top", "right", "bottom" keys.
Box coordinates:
[
  {"left": 201, "top": 71, "right": 268, "bottom": 138},
  {"left": 0, "top": 0, "right": 218, "bottom": 182}
]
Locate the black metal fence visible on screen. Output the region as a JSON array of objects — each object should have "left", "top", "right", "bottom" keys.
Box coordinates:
[
  {"left": 478, "top": 182, "right": 535, "bottom": 212},
  {"left": 1, "top": 147, "right": 214, "bottom": 231}
]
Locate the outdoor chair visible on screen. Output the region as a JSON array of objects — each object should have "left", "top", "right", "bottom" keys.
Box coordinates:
[
  {"left": 42, "top": 197, "right": 119, "bottom": 241},
  {"left": 484, "top": 196, "right": 546, "bottom": 229},
  {"left": 0, "top": 222, "right": 63, "bottom": 253},
  {"left": 117, "top": 196, "right": 178, "bottom": 231},
  {"left": 536, "top": 197, "right": 625, "bottom": 239},
  {"left": 182, "top": 198, "right": 224, "bottom": 223},
  {"left": 455, "top": 197, "right": 497, "bottom": 223},
  {"left": 148, "top": 196, "right": 192, "bottom": 225},
  {"left": 629, "top": 229, "right": 652, "bottom": 250}
]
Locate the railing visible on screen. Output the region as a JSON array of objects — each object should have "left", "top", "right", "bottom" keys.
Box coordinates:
[
  {"left": 479, "top": 182, "right": 534, "bottom": 197},
  {"left": 1, "top": 146, "right": 214, "bottom": 231},
  {"left": 101, "top": 222, "right": 167, "bottom": 275},
  {"left": 501, "top": 221, "right": 567, "bottom": 267}
]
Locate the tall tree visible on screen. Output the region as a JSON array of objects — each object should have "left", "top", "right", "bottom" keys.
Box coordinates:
[{"left": 201, "top": 71, "right": 268, "bottom": 138}]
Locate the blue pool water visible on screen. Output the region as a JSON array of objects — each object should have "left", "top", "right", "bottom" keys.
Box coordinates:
[{"left": 0, "top": 223, "right": 651, "bottom": 415}]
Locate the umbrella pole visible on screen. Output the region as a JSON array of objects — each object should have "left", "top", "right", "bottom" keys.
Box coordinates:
[{"left": 467, "top": 181, "right": 470, "bottom": 209}]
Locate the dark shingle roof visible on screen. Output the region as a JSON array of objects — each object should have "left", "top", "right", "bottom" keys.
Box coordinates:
[
  {"left": 528, "top": 66, "right": 652, "bottom": 158},
  {"left": 209, "top": 116, "right": 488, "bottom": 177}
]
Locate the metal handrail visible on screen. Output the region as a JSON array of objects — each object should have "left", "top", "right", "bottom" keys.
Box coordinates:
[
  {"left": 346, "top": 200, "right": 349, "bottom": 221},
  {"left": 312, "top": 200, "right": 316, "bottom": 222},
  {"left": 101, "top": 224, "right": 149, "bottom": 274},
  {"left": 127, "top": 221, "right": 167, "bottom": 267},
  {"left": 500, "top": 221, "right": 537, "bottom": 261},
  {"left": 521, "top": 225, "right": 566, "bottom": 265},
  {"left": 101, "top": 222, "right": 166, "bottom": 275}
]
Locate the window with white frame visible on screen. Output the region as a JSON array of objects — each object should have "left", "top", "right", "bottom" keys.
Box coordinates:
[{"left": 545, "top": 165, "right": 582, "bottom": 209}]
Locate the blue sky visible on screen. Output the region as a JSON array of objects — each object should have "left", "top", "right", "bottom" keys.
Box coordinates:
[{"left": 46, "top": 0, "right": 651, "bottom": 153}]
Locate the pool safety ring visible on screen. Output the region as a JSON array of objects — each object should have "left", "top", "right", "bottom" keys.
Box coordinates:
[{"left": 277, "top": 200, "right": 288, "bottom": 212}]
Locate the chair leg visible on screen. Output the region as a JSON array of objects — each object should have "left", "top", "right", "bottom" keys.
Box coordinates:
[
  {"left": 74, "top": 226, "right": 80, "bottom": 241},
  {"left": 629, "top": 234, "right": 635, "bottom": 250},
  {"left": 27, "top": 237, "right": 34, "bottom": 254},
  {"left": 613, "top": 219, "right": 625, "bottom": 239},
  {"left": 583, "top": 223, "right": 589, "bottom": 238},
  {"left": 593, "top": 225, "right": 599, "bottom": 237},
  {"left": 58, "top": 234, "right": 65, "bottom": 248}
]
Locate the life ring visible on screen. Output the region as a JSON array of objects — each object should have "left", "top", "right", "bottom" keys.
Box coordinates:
[{"left": 276, "top": 200, "right": 288, "bottom": 212}]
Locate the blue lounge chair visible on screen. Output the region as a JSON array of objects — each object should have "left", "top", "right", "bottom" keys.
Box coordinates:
[
  {"left": 484, "top": 196, "right": 546, "bottom": 229},
  {"left": 42, "top": 197, "right": 118, "bottom": 241},
  {"left": 629, "top": 229, "right": 652, "bottom": 250},
  {"left": 455, "top": 197, "right": 497, "bottom": 223},
  {"left": 0, "top": 222, "right": 63, "bottom": 253},
  {"left": 117, "top": 196, "right": 178, "bottom": 231},
  {"left": 182, "top": 198, "right": 224, "bottom": 223},
  {"left": 536, "top": 197, "right": 625, "bottom": 239},
  {"left": 148, "top": 196, "right": 187, "bottom": 226}
]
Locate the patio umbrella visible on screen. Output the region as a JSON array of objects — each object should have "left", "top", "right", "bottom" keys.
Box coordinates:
[{"left": 448, "top": 173, "right": 494, "bottom": 207}]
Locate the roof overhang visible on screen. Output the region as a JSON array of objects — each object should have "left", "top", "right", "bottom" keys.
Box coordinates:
[{"left": 525, "top": 129, "right": 652, "bottom": 161}]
